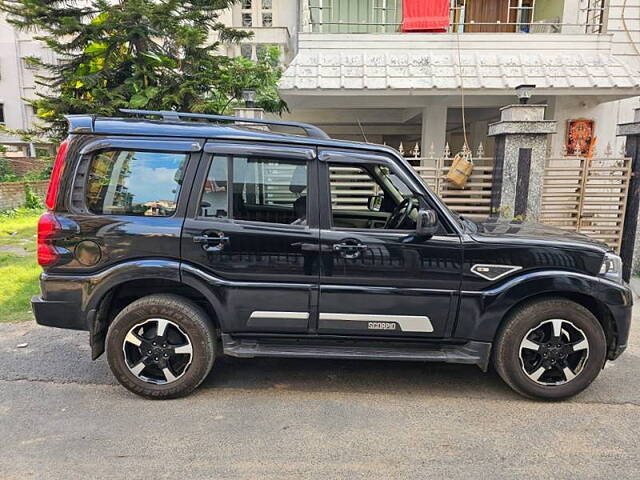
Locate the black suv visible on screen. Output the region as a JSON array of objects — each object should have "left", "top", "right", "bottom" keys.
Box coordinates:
[{"left": 32, "top": 110, "right": 632, "bottom": 400}]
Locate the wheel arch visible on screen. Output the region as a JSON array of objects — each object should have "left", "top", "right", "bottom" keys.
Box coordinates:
[
  {"left": 493, "top": 291, "right": 617, "bottom": 356},
  {"left": 86, "top": 261, "right": 225, "bottom": 359},
  {"left": 457, "top": 271, "right": 619, "bottom": 350}
]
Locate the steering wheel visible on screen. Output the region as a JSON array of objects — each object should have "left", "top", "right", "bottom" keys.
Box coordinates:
[{"left": 385, "top": 197, "right": 415, "bottom": 229}]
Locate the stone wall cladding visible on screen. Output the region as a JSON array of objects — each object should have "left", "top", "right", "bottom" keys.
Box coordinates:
[{"left": 0, "top": 181, "right": 48, "bottom": 210}]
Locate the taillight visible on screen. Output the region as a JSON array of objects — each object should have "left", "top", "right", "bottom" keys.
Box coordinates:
[
  {"left": 45, "top": 139, "right": 69, "bottom": 210},
  {"left": 37, "top": 213, "right": 61, "bottom": 266}
]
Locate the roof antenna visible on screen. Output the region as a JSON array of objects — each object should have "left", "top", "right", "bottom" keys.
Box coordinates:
[{"left": 356, "top": 117, "right": 369, "bottom": 143}]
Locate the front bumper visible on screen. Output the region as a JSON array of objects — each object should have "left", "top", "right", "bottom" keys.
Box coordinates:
[
  {"left": 602, "top": 280, "right": 633, "bottom": 361},
  {"left": 31, "top": 295, "right": 86, "bottom": 331}
]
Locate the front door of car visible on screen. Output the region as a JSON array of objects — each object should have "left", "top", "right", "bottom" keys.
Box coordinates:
[
  {"left": 181, "top": 142, "right": 320, "bottom": 334},
  {"left": 317, "top": 149, "right": 462, "bottom": 338}
]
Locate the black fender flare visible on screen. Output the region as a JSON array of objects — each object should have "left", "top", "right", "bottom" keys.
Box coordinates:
[
  {"left": 77, "top": 259, "right": 246, "bottom": 333},
  {"left": 81, "top": 259, "right": 183, "bottom": 317},
  {"left": 80, "top": 259, "right": 229, "bottom": 329},
  {"left": 455, "top": 270, "right": 630, "bottom": 342}
]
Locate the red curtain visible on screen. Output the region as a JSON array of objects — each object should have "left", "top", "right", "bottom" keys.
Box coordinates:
[{"left": 401, "top": 0, "right": 450, "bottom": 32}]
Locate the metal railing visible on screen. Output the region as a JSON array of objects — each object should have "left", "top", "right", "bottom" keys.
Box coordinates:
[
  {"left": 305, "top": 0, "right": 605, "bottom": 34},
  {"left": 329, "top": 139, "right": 630, "bottom": 251}
]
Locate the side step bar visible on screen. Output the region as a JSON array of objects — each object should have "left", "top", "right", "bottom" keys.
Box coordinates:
[{"left": 221, "top": 334, "right": 492, "bottom": 371}]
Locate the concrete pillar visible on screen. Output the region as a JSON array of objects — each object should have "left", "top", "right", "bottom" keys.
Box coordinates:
[
  {"left": 487, "top": 104, "right": 556, "bottom": 221},
  {"left": 233, "top": 107, "right": 268, "bottom": 130},
  {"left": 421, "top": 105, "right": 447, "bottom": 159},
  {"left": 233, "top": 107, "right": 265, "bottom": 121},
  {"left": 616, "top": 108, "right": 640, "bottom": 280}
]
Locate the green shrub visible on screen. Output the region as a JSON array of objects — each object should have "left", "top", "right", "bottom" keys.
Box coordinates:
[
  {"left": 22, "top": 157, "right": 53, "bottom": 181},
  {"left": 24, "top": 184, "right": 44, "bottom": 210},
  {"left": 0, "top": 158, "right": 18, "bottom": 182}
]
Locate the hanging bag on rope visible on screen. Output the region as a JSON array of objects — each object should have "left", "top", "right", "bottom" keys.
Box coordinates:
[
  {"left": 446, "top": 147, "right": 473, "bottom": 189},
  {"left": 445, "top": 27, "right": 473, "bottom": 189}
]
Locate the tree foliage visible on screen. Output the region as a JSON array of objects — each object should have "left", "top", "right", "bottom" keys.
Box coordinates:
[{"left": 0, "top": 0, "right": 287, "bottom": 140}]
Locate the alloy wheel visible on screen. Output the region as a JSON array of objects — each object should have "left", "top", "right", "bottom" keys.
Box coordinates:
[
  {"left": 519, "top": 318, "right": 590, "bottom": 386},
  {"left": 122, "top": 318, "right": 193, "bottom": 385}
]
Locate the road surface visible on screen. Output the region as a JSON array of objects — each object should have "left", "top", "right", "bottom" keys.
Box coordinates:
[{"left": 1, "top": 294, "right": 638, "bottom": 479}]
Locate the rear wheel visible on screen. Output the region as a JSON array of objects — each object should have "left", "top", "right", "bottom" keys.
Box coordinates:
[
  {"left": 106, "top": 294, "right": 216, "bottom": 399},
  {"left": 494, "top": 298, "right": 606, "bottom": 400}
]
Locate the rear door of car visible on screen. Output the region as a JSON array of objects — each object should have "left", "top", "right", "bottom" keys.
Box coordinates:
[{"left": 181, "top": 141, "right": 320, "bottom": 334}]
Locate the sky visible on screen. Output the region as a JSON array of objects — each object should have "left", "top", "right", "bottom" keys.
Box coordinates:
[{"left": 120, "top": 152, "right": 187, "bottom": 205}]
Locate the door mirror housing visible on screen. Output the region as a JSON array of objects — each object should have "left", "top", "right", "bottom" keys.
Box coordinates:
[
  {"left": 416, "top": 209, "right": 438, "bottom": 238},
  {"left": 367, "top": 194, "right": 383, "bottom": 212}
]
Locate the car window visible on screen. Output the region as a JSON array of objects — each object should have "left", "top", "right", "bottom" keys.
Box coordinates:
[
  {"left": 86, "top": 150, "right": 188, "bottom": 216},
  {"left": 328, "top": 162, "right": 418, "bottom": 230},
  {"left": 329, "top": 165, "right": 381, "bottom": 212},
  {"left": 232, "top": 156, "right": 308, "bottom": 225},
  {"left": 199, "top": 155, "right": 229, "bottom": 218}
]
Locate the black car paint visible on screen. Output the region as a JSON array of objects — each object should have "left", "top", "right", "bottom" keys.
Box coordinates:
[{"left": 32, "top": 116, "right": 633, "bottom": 364}]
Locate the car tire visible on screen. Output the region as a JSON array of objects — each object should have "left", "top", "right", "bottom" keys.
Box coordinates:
[
  {"left": 493, "top": 297, "right": 606, "bottom": 400},
  {"left": 106, "top": 294, "right": 216, "bottom": 399}
]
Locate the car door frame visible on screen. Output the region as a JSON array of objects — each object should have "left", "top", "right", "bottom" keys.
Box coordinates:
[
  {"left": 181, "top": 140, "right": 321, "bottom": 334},
  {"left": 316, "top": 147, "right": 464, "bottom": 339}
]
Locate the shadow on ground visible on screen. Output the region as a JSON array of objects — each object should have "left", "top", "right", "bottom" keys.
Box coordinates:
[
  {"left": 199, "top": 354, "right": 515, "bottom": 400},
  {"left": 1, "top": 318, "right": 638, "bottom": 405}
]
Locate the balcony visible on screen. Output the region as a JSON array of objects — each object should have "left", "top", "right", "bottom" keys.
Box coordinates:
[
  {"left": 234, "top": 26, "right": 294, "bottom": 62},
  {"left": 302, "top": 0, "right": 606, "bottom": 35}
]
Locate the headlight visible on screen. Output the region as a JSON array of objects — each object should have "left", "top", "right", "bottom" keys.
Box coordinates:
[{"left": 599, "top": 252, "right": 623, "bottom": 284}]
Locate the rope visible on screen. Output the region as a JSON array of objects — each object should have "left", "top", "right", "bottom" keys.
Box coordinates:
[
  {"left": 621, "top": 0, "right": 640, "bottom": 57},
  {"left": 455, "top": 22, "right": 470, "bottom": 158}
]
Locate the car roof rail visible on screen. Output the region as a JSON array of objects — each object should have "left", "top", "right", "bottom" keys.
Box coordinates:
[{"left": 119, "top": 108, "right": 331, "bottom": 140}]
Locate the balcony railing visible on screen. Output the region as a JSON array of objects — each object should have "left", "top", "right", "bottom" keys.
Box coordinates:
[{"left": 304, "top": 0, "right": 605, "bottom": 35}]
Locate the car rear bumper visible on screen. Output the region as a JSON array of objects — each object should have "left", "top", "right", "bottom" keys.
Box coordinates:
[{"left": 31, "top": 295, "right": 87, "bottom": 331}]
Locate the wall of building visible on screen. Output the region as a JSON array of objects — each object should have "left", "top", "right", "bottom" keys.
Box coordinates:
[
  {"left": 223, "top": 0, "right": 298, "bottom": 62},
  {"left": 0, "top": 180, "right": 47, "bottom": 211},
  {"left": 547, "top": 96, "right": 632, "bottom": 156},
  {"left": 0, "top": 16, "right": 28, "bottom": 134},
  {"left": 0, "top": 15, "right": 57, "bottom": 136}
]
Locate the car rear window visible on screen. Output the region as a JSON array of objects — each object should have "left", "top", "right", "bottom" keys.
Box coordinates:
[{"left": 86, "top": 150, "right": 188, "bottom": 216}]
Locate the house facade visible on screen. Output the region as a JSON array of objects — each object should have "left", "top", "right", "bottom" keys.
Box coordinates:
[
  {"left": 1, "top": 0, "right": 639, "bottom": 159},
  {"left": 277, "top": 0, "right": 640, "bottom": 160}
]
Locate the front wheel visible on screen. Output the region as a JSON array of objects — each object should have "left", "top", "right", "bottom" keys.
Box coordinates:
[
  {"left": 106, "top": 294, "right": 216, "bottom": 399},
  {"left": 493, "top": 298, "right": 607, "bottom": 400}
]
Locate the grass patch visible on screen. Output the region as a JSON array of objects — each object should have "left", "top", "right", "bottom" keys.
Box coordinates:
[{"left": 0, "top": 208, "right": 43, "bottom": 322}]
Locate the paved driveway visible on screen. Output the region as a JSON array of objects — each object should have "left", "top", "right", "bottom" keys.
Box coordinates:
[{"left": 1, "top": 298, "right": 638, "bottom": 479}]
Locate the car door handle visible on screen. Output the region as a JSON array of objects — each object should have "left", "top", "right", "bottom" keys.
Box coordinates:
[
  {"left": 193, "top": 233, "right": 230, "bottom": 252},
  {"left": 333, "top": 242, "right": 368, "bottom": 259}
]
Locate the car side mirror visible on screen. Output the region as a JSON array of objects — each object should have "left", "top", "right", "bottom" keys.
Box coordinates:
[
  {"left": 367, "top": 194, "right": 383, "bottom": 212},
  {"left": 416, "top": 209, "right": 438, "bottom": 238}
]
